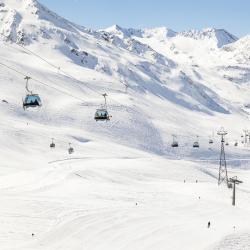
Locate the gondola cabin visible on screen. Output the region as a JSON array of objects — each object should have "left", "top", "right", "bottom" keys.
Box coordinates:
[
  {"left": 171, "top": 141, "right": 179, "bottom": 148},
  {"left": 95, "top": 108, "right": 110, "bottom": 121},
  {"left": 68, "top": 147, "right": 74, "bottom": 154},
  {"left": 23, "top": 94, "right": 42, "bottom": 109},
  {"left": 50, "top": 139, "right": 55, "bottom": 149},
  {"left": 68, "top": 143, "right": 74, "bottom": 154}
]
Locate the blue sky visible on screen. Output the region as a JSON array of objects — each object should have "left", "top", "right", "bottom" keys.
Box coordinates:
[{"left": 39, "top": 0, "right": 250, "bottom": 37}]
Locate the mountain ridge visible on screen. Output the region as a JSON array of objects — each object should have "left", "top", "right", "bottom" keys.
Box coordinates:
[{"left": 103, "top": 24, "right": 238, "bottom": 48}]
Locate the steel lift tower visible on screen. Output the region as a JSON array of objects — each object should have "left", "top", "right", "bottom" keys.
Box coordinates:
[
  {"left": 217, "top": 128, "right": 229, "bottom": 186},
  {"left": 229, "top": 176, "right": 243, "bottom": 206}
]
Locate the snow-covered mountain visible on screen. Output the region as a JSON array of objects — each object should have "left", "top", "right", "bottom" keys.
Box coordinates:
[
  {"left": 104, "top": 25, "right": 237, "bottom": 48},
  {"left": 103, "top": 25, "right": 177, "bottom": 40},
  {"left": 223, "top": 35, "right": 250, "bottom": 64},
  {"left": 179, "top": 28, "right": 238, "bottom": 48},
  {"left": 1, "top": 0, "right": 250, "bottom": 249}
]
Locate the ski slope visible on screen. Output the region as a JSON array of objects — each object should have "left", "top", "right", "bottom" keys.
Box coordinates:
[{"left": 0, "top": 0, "right": 250, "bottom": 249}]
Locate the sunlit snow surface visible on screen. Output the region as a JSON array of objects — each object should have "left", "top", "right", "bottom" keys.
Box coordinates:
[{"left": 1, "top": 0, "right": 250, "bottom": 249}]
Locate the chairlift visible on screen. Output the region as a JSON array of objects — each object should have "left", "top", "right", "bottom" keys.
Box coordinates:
[
  {"left": 95, "top": 93, "right": 111, "bottom": 121},
  {"left": 23, "top": 76, "right": 42, "bottom": 110},
  {"left": 225, "top": 141, "right": 229, "bottom": 146},
  {"left": 95, "top": 108, "right": 110, "bottom": 121},
  {"left": 193, "top": 136, "right": 200, "bottom": 148},
  {"left": 171, "top": 135, "right": 179, "bottom": 148},
  {"left": 209, "top": 139, "right": 213, "bottom": 144},
  {"left": 23, "top": 94, "right": 42, "bottom": 109},
  {"left": 68, "top": 143, "right": 74, "bottom": 154},
  {"left": 50, "top": 138, "right": 55, "bottom": 148}
]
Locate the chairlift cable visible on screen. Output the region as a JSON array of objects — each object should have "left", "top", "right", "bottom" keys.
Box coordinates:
[
  {"left": 0, "top": 35, "right": 137, "bottom": 109},
  {"left": 0, "top": 61, "right": 86, "bottom": 103}
]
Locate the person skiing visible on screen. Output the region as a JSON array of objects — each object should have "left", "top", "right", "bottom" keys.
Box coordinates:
[{"left": 207, "top": 221, "right": 211, "bottom": 228}]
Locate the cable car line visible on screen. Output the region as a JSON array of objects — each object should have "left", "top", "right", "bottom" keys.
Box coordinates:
[
  {"left": 2, "top": 34, "right": 250, "bottom": 142},
  {"left": 0, "top": 35, "right": 135, "bottom": 110},
  {"left": 0, "top": 43, "right": 133, "bottom": 124},
  {"left": 0, "top": 61, "right": 86, "bottom": 103},
  {"left": 2, "top": 36, "right": 230, "bottom": 129},
  {"left": 0, "top": 36, "right": 249, "bottom": 156},
  {"left": 0, "top": 116, "right": 82, "bottom": 153},
  {"left": 0, "top": 37, "right": 114, "bottom": 95},
  {"left": 1, "top": 114, "right": 249, "bottom": 159},
  {"left": 1, "top": 111, "right": 242, "bottom": 148},
  {"left": 0, "top": 36, "right": 59, "bottom": 70}
]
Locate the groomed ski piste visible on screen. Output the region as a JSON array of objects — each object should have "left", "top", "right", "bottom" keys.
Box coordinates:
[{"left": 1, "top": 0, "right": 250, "bottom": 249}]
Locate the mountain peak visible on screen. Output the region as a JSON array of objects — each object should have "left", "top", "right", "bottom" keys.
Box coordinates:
[
  {"left": 142, "top": 27, "right": 177, "bottom": 39},
  {"left": 103, "top": 24, "right": 143, "bottom": 39},
  {"left": 103, "top": 25, "right": 238, "bottom": 47},
  {"left": 103, "top": 25, "right": 177, "bottom": 40},
  {"left": 0, "top": 0, "right": 84, "bottom": 44},
  {"left": 1, "top": 0, "right": 39, "bottom": 10},
  {"left": 179, "top": 28, "right": 238, "bottom": 48}
]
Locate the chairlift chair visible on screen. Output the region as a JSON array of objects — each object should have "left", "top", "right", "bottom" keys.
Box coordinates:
[
  {"left": 68, "top": 143, "right": 74, "bottom": 154},
  {"left": 23, "top": 76, "right": 42, "bottom": 110},
  {"left": 50, "top": 138, "right": 55, "bottom": 148},
  {"left": 193, "top": 136, "right": 200, "bottom": 148},
  {"left": 171, "top": 135, "right": 179, "bottom": 148},
  {"left": 172, "top": 141, "right": 179, "bottom": 148},
  {"left": 209, "top": 139, "right": 213, "bottom": 144}
]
